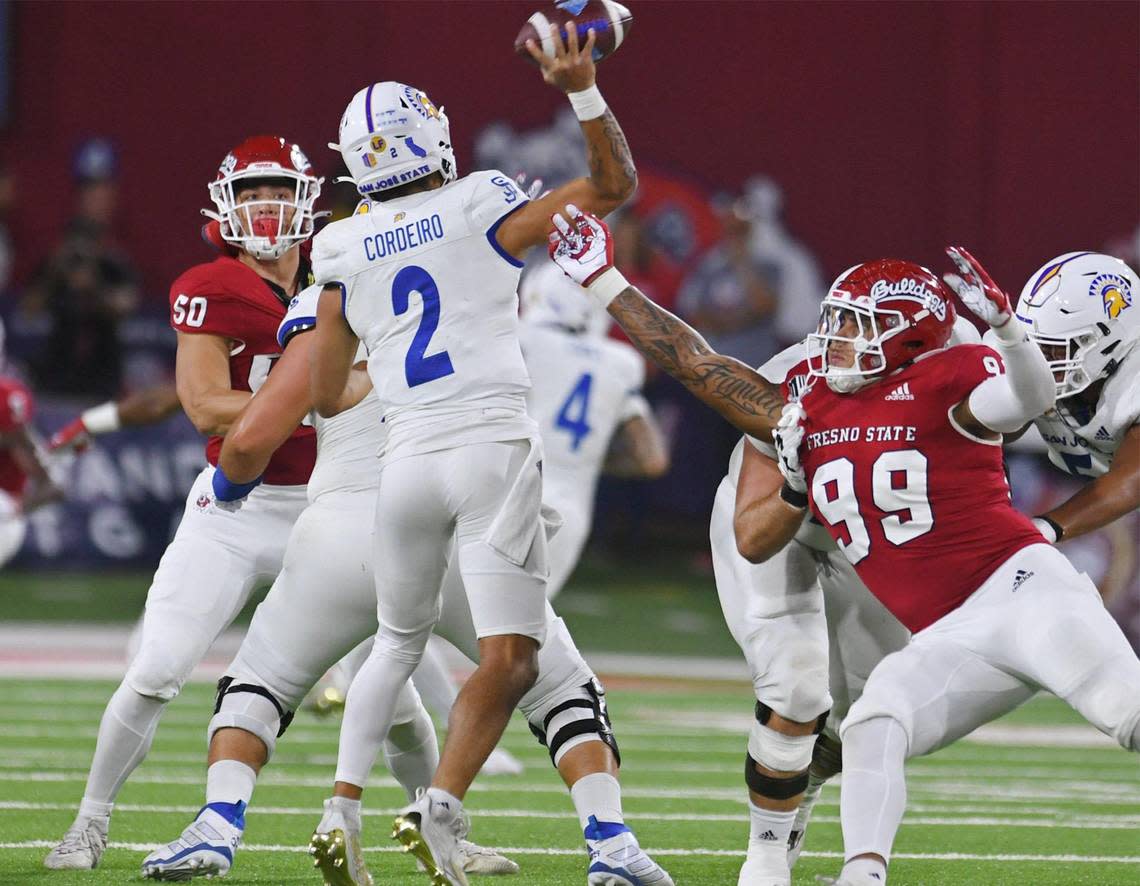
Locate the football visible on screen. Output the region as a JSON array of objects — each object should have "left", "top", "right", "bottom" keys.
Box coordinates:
[{"left": 514, "top": 0, "right": 633, "bottom": 64}]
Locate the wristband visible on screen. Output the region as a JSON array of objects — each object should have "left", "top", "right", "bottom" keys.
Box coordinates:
[
  {"left": 586, "top": 267, "right": 629, "bottom": 308},
  {"left": 80, "top": 402, "right": 121, "bottom": 436},
  {"left": 212, "top": 465, "right": 263, "bottom": 503},
  {"left": 567, "top": 84, "right": 606, "bottom": 121},
  {"left": 779, "top": 482, "right": 808, "bottom": 510},
  {"left": 1032, "top": 514, "right": 1063, "bottom": 544}
]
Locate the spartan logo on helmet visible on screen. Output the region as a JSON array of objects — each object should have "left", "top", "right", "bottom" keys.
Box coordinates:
[{"left": 1091, "top": 273, "right": 1132, "bottom": 319}]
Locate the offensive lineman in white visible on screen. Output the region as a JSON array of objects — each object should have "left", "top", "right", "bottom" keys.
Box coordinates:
[
  {"left": 1008, "top": 252, "right": 1140, "bottom": 544},
  {"left": 519, "top": 260, "right": 669, "bottom": 598},
  {"left": 722, "top": 321, "right": 979, "bottom": 886},
  {"left": 308, "top": 27, "right": 653, "bottom": 886}
]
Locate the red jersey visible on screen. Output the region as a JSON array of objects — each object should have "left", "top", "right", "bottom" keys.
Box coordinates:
[
  {"left": 169, "top": 257, "right": 316, "bottom": 486},
  {"left": 0, "top": 376, "right": 33, "bottom": 499},
  {"left": 787, "top": 345, "right": 1043, "bottom": 632}
]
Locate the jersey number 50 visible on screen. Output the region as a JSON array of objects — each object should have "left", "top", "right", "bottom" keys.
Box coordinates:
[
  {"left": 393, "top": 266, "right": 455, "bottom": 388},
  {"left": 812, "top": 449, "right": 933, "bottom": 565}
]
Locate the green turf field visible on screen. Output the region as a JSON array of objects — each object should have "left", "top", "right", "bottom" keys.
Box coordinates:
[{"left": 1, "top": 679, "right": 1136, "bottom": 885}]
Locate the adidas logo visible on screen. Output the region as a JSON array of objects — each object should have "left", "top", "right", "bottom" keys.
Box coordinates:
[
  {"left": 1094, "top": 426, "right": 1113, "bottom": 441},
  {"left": 884, "top": 382, "right": 915, "bottom": 401},
  {"left": 757, "top": 829, "right": 778, "bottom": 841},
  {"left": 1011, "top": 569, "right": 1034, "bottom": 592}
]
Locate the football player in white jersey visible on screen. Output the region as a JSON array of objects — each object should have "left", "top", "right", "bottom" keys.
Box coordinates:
[
  {"left": 1009, "top": 252, "right": 1140, "bottom": 543},
  {"left": 722, "top": 321, "right": 979, "bottom": 886},
  {"left": 306, "top": 27, "right": 652, "bottom": 886},
  {"left": 519, "top": 260, "right": 669, "bottom": 598},
  {"left": 160, "top": 284, "right": 671, "bottom": 886}
]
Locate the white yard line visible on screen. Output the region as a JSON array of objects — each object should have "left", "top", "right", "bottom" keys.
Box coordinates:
[
  {"left": 1, "top": 801, "right": 1137, "bottom": 830},
  {"left": 1, "top": 840, "right": 1138, "bottom": 863}
]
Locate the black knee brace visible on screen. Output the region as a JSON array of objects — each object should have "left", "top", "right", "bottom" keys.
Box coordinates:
[
  {"left": 528, "top": 678, "right": 621, "bottom": 767},
  {"left": 744, "top": 753, "right": 810, "bottom": 799},
  {"left": 214, "top": 675, "right": 294, "bottom": 738}
]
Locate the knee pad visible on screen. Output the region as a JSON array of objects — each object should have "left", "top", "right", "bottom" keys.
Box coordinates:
[
  {"left": 124, "top": 653, "right": 188, "bottom": 702},
  {"left": 747, "top": 702, "right": 821, "bottom": 774},
  {"left": 810, "top": 731, "right": 843, "bottom": 779},
  {"left": 207, "top": 675, "right": 294, "bottom": 761},
  {"left": 526, "top": 678, "right": 620, "bottom": 767}
]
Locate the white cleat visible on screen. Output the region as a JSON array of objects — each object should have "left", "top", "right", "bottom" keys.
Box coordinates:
[
  {"left": 585, "top": 817, "right": 674, "bottom": 886},
  {"left": 480, "top": 748, "right": 525, "bottom": 777},
  {"left": 815, "top": 873, "right": 885, "bottom": 886},
  {"left": 391, "top": 788, "right": 470, "bottom": 886},
  {"left": 44, "top": 816, "right": 108, "bottom": 870},
  {"left": 141, "top": 803, "right": 244, "bottom": 880},
  {"left": 458, "top": 839, "right": 519, "bottom": 876},
  {"left": 309, "top": 798, "right": 374, "bottom": 886}
]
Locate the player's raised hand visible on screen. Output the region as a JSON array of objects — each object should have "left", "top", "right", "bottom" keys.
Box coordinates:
[
  {"left": 49, "top": 417, "right": 91, "bottom": 453},
  {"left": 773, "top": 401, "right": 808, "bottom": 494},
  {"left": 513, "top": 172, "right": 547, "bottom": 201},
  {"left": 548, "top": 204, "right": 615, "bottom": 287},
  {"left": 524, "top": 21, "right": 597, "bottom": 93},
  {"left": 943, "top": 246, "right": 1019, "bottom": 340}
]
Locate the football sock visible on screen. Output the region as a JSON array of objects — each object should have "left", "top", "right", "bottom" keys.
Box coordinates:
[
  {"left": 410, "top": 639, "right": 460, "bottom": 723},
  {"left": 841, "top": 856, "right": 888, "bottom": 883},
  {"left": 570, "top": 772, "right": 623, "bottom": 833},
  {"left": 81, "top": 684, "right": 165, "bottom": 808},
  {"left": 793, "top": 769, "right": 826, "bottom": 832},
  {"left": 205, "top": 759, "right": 257, "bottom": 808},
  {"left": 383, "top": 704, "right": 440, "bottom": 801},
  {"left": 840, "top": 716, "right": 907, "bottom": 869},
  {"left": 747, "top": 801, "right": 796, "bottom": 848},
  {"left": 334, "top": 649, "right": 420, "bottom": 788}
]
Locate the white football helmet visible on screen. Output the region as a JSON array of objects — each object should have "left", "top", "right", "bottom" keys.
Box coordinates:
[
  {"left": 520, "top": 260, "right": 611, "bottom": 338},
  {"left": 1017, "top": 252, "right": 1139, "bottom": 398},
  {"left": 332, "top": 82, "right": 457, "bottom": 196}
]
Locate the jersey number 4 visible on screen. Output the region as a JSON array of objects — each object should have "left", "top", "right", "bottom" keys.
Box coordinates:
[
  {"left": 393, "top": 266, "right": 455, "bottom": 388},
  {"left": 812, "top": 449, "right": 932, "bottom": 565},
  {"left": 556, "top": 372, "right": 593, "bottom": 451}
]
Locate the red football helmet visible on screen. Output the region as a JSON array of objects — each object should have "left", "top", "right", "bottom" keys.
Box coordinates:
[
  {"left": 203, "top": 135, "right": 323, "bottom": 260},
  {"left": 806, "top": 259, "right": 956, "bottom": 392}
]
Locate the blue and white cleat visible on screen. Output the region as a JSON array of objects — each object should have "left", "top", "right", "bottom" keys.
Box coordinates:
[
  {"left": 141, "top": 801, "right": 245, "bottom": 880},
  {"left": 585, "top": 816, "right": 674, "bottom": 886}
]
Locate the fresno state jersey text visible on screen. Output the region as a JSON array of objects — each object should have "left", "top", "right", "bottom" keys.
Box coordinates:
[
  {"left": 169, "top": 257, "right": 315, "bottom": 486},
  {"left": 0, "top": 376, "right": 33, "bottom": 498},
  {"left": 788, "top": 345, "right": 1044, "bottom": 632}
]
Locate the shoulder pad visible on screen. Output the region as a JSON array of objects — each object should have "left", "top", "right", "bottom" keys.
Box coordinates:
[
  {"left": 278, "top": 283, "right": 324, "bottom": 348},
  {"left": 464, "top": 170, "right": 529, "bottom": 232}
]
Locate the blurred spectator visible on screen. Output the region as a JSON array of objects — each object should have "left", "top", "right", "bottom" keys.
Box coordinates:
[
  {"left": 22, "top": 138, "right": 139, "bottom": 398},
  {"left": 739, "top": 176, "right": 826, "bottom": 345},
  {"left": 676, "top": 195, "right": 779, "bottom": 369}
]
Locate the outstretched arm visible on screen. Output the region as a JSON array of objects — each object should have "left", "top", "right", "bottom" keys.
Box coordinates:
[
  {"left": 310, "top": 286, "right": 365, "bottom": 418},
  {"left": 496, "top": 25, "right": 637, "bottom": 258},
  {"left": 1034, "top": 423, "right": 1140, "bottom": 544},
  {"left": 548, "top": 206, "right": 784, "bottom": 441}
]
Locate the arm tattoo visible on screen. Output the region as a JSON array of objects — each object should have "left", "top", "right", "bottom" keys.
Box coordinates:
[
  {"left": 608, "top": 288, "right": 784, "bottom": 437},
  {"left": 585, "top": 109, "right": 637, "bottom": 197}
]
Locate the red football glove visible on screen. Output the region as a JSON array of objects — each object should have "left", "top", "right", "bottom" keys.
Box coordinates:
[{"left": 49, "top": 417, "right": 91, "bottom": 453}]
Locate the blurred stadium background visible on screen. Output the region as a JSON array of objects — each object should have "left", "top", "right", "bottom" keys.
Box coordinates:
[{"left": 0, "top": 1, "right": 1136, "bottom": 884}]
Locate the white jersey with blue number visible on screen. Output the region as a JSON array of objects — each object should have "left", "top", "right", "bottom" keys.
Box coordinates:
[
  {"left": 278, "top": 284, "right": 384, "bottom": 500},
  {"left": 519, "top": 322, "right": 646, "bottom": 525},
  {"left": 312, "top": 170, "right": 537, "bottom": 461},
  {"left": 1031, "top": 344, "right": 1140, "bottom": 478}
]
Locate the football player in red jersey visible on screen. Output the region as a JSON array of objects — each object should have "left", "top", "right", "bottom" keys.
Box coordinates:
[
  {"left": 0, "top": 354, "right": 64, "bottom": 564},
  {"left": 548, "top": 208, "right": 1140, "bottom": 886},
  {"left": 45, "top": 137, "right": 333, "bottom": 874}
]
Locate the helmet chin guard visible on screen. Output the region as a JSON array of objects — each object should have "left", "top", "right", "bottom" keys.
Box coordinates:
[
  {"left": 203, "top": 135, "right": 323, "bottom": 260},
  {"left": 1017, "top": 251, "right": 1139, "bottom": 399}
]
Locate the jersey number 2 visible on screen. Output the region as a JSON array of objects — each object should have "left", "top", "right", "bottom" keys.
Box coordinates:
[
  {"left": 812, "top": 449, "right": 933, "bottom": 565},
  {"left": 555, "top": 373, "right": 593, "bottom": 451},
  {"left": 392, "top": 266, "right": 455, "bottom": 388}
]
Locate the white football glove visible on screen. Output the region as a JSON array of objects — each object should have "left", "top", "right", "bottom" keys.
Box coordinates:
[
  {"left": 943, "top": 246, "right": 1021, "bottom": 343},
  {"left": 514, "top": 172, "right": 547, "bottom": 201},
  {"left": 548, "top": 204, "right": 615, "bottom": 286},
  {"left": 773, "top": 402, "right": 807, "bottom": 494}
]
